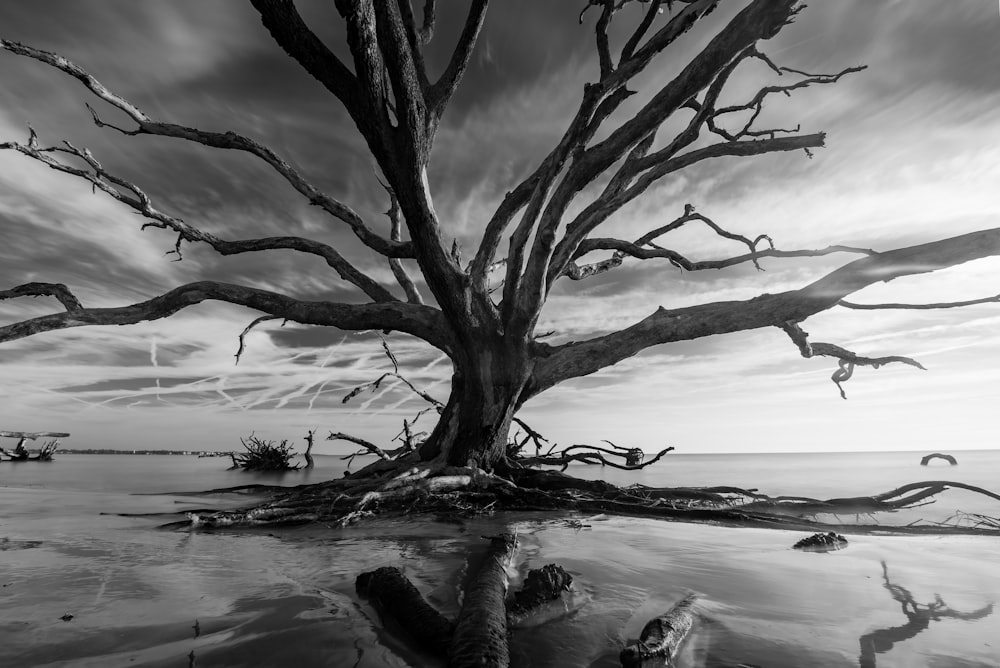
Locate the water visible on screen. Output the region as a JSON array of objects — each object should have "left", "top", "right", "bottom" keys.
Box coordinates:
[{"left": 2, "top": 451, "right": 999, "bottom": 667}]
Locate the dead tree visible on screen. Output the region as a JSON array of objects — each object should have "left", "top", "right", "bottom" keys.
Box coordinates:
[{"left": 3, "top": 3, "right": 1000, "bottom": 474}]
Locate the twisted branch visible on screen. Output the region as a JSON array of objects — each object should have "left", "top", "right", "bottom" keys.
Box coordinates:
[{"left": 780, "top": 321, "right": 926, "bottom": 399}]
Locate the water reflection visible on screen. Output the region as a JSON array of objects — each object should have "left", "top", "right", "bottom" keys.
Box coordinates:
[{"left": 858, "top": 561, "right": 993, "bottom": 668}]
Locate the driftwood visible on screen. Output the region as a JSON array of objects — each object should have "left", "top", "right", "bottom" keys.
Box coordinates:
[
  {"left": 450, "top": 533, "right": 518, "bottom": 668},
  {"left": 920, "top": 452, "right": 957, "bottom": 466},
  {"left": 508, "top": 564, "right": 573, "bottom": 625},
  {"left": 0, "top": 433, "right": 63, "bottom": 462},
  {"left": 356, "top": 555, "right": 581, "bottom": 664},
  {"left": 792, "top": 531, "right": 848, "bottom": 552},
  {"left": 620, "top": 593, "right": 699, "bottom": 668},
  {"left": 355, "top": 566, "right": 454, "bottom": 657},
  {"left": 519, "top": 442, "right": 675, "bottom": 471}
]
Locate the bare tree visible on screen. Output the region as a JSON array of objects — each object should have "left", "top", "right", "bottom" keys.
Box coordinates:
[{"left": 3, "top": 0, "right": 1000, "bottom": 474}]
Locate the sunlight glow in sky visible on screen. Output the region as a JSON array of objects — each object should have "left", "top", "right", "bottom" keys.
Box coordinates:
[{"left": 2, "top": 1, "right": 1000, "bottom": 454}]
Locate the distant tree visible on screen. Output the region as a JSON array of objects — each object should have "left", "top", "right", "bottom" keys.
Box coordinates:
[{"left": 3, "top": 0, "right": 1000, "bottom": 473}]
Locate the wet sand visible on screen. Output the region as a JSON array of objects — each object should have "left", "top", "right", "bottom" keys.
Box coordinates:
[{"left": 3, "top": 488, "right": 998, "bottom": 667}]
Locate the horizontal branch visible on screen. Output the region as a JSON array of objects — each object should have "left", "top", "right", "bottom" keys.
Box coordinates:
[
  {"left": 562, "top": 236, "right": 875, "bottom": 280},
  {"left": 529, "top": 226, "right": 1000, "bottom": 395},
  {"left": 0, "top": 280, "right": 454, "bottom": 354},
  {"left": 840, "top": 295, "right": 1000, "bottom": 310}
]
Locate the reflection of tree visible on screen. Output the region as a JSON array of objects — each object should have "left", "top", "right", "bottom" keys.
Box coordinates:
[{"left": 858, "top": 561, "right": 993, "bottom": 668}]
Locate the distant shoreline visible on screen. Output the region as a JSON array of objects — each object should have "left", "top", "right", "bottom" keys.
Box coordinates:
[{"left": 58, "top": 449, "right": 231, "bottom": 456}]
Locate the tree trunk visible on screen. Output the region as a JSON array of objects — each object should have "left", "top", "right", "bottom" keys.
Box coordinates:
[{"left": 419, "top": 340, "right": 530, "bottom": 470}]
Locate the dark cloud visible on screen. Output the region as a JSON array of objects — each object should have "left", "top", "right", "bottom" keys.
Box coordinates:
[{"left": 887, "top": 4, "right": 1000, "bottom": 94}]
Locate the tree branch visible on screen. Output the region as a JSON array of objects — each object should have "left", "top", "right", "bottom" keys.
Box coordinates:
[
  {"left": 562, "top": 240, "right": 875, "bottom": 280},
  {"left": 235, "top": 315, "right": 282, "bottom": 365},
  {"left": 840, "top": 295, "right": 1000, "bottom": 310},
  {"left": 0, "top": 38, "right": 410, "bottom": 258},
  {"left": 559, "top": 205, "right": 875, "bottom": 280},
  {"left": 528, "top": 226, "right": 1000, "bottom": 396},
  {"left": 779, "top": 321, "right": 925, "bottom": 399},
  {"left": 546, "top": 133, "right": 826, "bottom": 286},
  {"left": 514, "top": 1, "right": 809, "bottom": 332},
  {"left": 0, "top": 282, "right": 83, "bottom": 312},
  {"left": 0, "top": 132, "right": 398, "bottom": 303},
  {"left": 427, "top": 0, "right": 488, "bottom": 120},
  {"left": 378, "top": 177, "right": 425, "bottom": 304},
  {"left": 395, "top": 0, "right": 431, "bottom": 92},
  {"left": 0, "top": 281, "right": 455, "bottom": 354}
]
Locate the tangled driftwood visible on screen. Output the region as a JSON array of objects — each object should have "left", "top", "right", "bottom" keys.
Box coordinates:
[{"left": 0, "top": 432, "right": 66, "bottom": 462}]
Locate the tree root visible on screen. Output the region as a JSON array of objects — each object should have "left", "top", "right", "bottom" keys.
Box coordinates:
[{"left": 169, "top": 462, "right": 1000, "bottom": 537}]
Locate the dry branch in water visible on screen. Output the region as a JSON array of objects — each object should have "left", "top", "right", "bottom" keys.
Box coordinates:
[{"left": 229, "top": 434, "right": 300, "bottom": 471}]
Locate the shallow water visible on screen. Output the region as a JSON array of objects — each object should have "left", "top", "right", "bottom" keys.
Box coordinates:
[{"left": 2, "top": 452, "right": 999, "bottom": 667}]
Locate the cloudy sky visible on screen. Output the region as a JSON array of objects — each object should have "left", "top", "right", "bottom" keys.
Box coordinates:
[{"left": 2, "top": 1, "right": 999, "bottom": 455}]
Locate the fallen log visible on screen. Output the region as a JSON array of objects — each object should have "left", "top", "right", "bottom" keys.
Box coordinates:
[
  {"left": 620, "top": 593, "right": 698, "bottom": 668},
  {"left": 355, "top": 566, "right": 453, "bottom": 657},
  {"left": 449, "top": 533, "right": 518, "bottom": 668}
]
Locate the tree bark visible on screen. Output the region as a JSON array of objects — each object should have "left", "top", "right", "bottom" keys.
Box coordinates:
[{"left": 418, "top": 340, "right": 531, "bottom": 470}]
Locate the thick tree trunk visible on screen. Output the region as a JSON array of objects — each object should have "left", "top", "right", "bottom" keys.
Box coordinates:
[{"left": 419, "top": 340, "right": 530, "bottom": 470}]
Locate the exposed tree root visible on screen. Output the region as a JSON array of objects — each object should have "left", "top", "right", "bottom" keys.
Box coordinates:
[
  {"left": 518, "top": 443, "right": 675, "bottom": 471},
  {"left": 174, "top": 461, "right": 1000, "bottom": 537}
]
